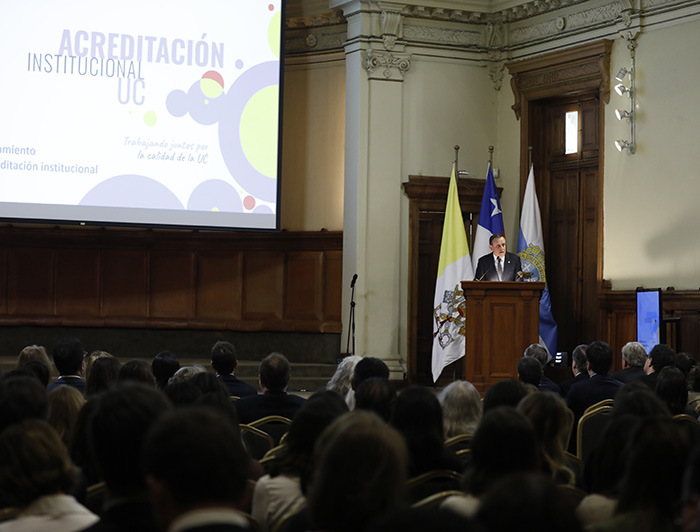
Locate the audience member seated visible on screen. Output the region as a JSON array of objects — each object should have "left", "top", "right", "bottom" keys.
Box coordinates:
[
  {"left": 143, "top": 408, "right": 251, "bottom": 532},
  {"left": 189, "top": 370, "right": 232, "bottom": 398},
  {"left": 610, "top": 341, "right": 648, "bottom": 384},
  {"left": 210, "top": 340, "right": 257, "bottom": 397},
  {"left": 438, "top": 380, "right": 482, "bottom": 438},
  {"left": 85, "top": 356, "right": 122, "bottom": 397},
  {"left": 82, "top": 383, "right": 171, "bottom": 532},
  {"left": 69, "top": 399, "right": 101, "bottom": 486},
  {"left": 168, "top": 365, "right": 207, "bottom": 384},
  {"left": 163, "top": 380, "right": 203, "bottom": 407},
  {"left": 235, "top": 352, "right": 306, "bottom": 424},
  {"left": 0, "top": 375, "right": 49, "bottom": 434},
  {"left": 675, "top": 351, "right": 696, "bottom": 377},
  {"left": 0, "top": 420, "right": 98, "bottom": 532},
  {"left": 655, "top": 365, "right": 694, "bottom": 416},
  {"left": 252, "top": 391, "right": 348, "bottom": 531},
  {"left": 476, "top": 473, "right": 584, "bottom": 532},
  {"left": 639, "top": 343, "right": 676, "bottom": 390},
  {"left": 566, "top": 341, "right": 623, "bottom": 424},
  {"left": 21, "top": 360, "right": 51, "bottom": 388},
  {"left": 326, "top": 354, "right": 362, "bottom": 399},
  {"left": 390, "top": 385, "right": 461, "bottom": 478},
  {"left": 117, "top": 359, "right": 156, "bottom": 386},
  {"left": 83, "top": 351, "right": 112, "bottom": 382},
  {"left": 306, "top": 411, "right": 408, "bottom": 532},
  {"left": 16, "top": 344, "right": 52, "bottom": 374},
  {"left": 345, "top": 357, "right": 390, "bottom": 410},
  {"left": 593, "top": 417, "right": 693, "bottom": 532},
  {"left": 523, "top": 343, "right": 561, "bottom": 395},
  {"left": 559, "top": 344, "right": 589, "bottom": 398},
  {"left": 47, "top": 385, "right": 85, "bottom": 450},
  {"left": 354, "top": 377, "right": 396, "bottom": 422},
  {"left": 48, "top": 338, "right": 87, "bottom": 394},
  {"left": 442, "top": 407, "right": 539, "bottom": 519},
  {"left": 688, "top": 366, "right": 700, "bottom": 412},
  {"left": 518, "top": 392, "right": 577, "bottom": 486},
  {"left": 518, "top": 356, "right": 544, "bottom": 388},
  {"left": 151, "top": 351, "right": 180, "bottom": 389},
  {"left": 481, "top": 379, "right": 526, "bottom": 413}
]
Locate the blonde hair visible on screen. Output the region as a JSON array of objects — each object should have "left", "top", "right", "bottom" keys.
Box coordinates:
[
  {"left": 84, "top": 350, "right": 113, "bottom": 381},
  {"left": 17, "top": 345, "right": 52, "bottom": 372},
  {"left": 47, "top": 386, "right": 86, "bottom": 449}
]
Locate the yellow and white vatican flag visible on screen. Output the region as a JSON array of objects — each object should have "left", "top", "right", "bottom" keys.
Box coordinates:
[{"left": 432, "top": 163, "right": 474, "bottom": 383}]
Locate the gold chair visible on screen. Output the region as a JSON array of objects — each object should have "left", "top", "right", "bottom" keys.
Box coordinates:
[
  {"left": 248, "top": 415, "right": 293, "bottom": 447},
  {"left": 406, "top": 469, "right": 463, "bottom": 504},
  {"left": 412, "top": 490, "right": 466, "bottom": 510},
  {"left": 576, "top": 405, "right": 613, "bottom": 463},
  {"left": 444, "top": 433, "right": 473, "bottom": 454},
  {"left": 582, "top": 399, "right": 614, "bottom": 417},
  {"left": 239, "top": 511, "right": 263, "bottom": 532},
  {"left": 84, "top": 481, "right": 107, "bottom": 514},
  {"left": 240, "top": 424, "right": 275, "bottom": 460}
]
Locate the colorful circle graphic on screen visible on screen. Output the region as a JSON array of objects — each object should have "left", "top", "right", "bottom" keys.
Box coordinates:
[{"left": 200, "top": 71, "right": 225, "bottom": 99}]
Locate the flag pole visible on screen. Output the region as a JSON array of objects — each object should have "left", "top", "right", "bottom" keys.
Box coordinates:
[
  {"left": 528, "top": 145, "right": 533, "bottom": 169},
  {"left": 488, "top": 145, "right": 494, "bottom": 168},
  {"left": 454, "top": 145, "right": 460, "bottom": 174}
]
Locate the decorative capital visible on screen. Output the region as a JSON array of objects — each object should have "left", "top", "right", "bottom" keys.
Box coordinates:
[{"left": 365, "top": 49, "right": 412, "bottom": 81}]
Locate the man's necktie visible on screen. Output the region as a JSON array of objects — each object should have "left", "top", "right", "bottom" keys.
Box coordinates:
[{"left": 497, "top": 257, "right": 503, "bottom": 281}]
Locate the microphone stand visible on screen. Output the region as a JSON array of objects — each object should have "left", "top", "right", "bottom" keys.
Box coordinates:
[{"left": 346, "top": 275, "right": 357, "bottom": 355}]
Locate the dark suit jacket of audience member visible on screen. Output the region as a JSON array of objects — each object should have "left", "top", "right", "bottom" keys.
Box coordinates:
[
  {"left": 218, "top": 374, "right": 257, "bottom": 398},
  {"left": 81, "top": 499, "right": 157, "bottom": 532},
  {"left": 539, "top": 376, "right": 561, "bottom": 395},
  {"left": 558, "top": 372, "right": 588, "bottom": 399},
  {"left": 639, "top": 371, "right": 660, "bottom": 390},
  {"left": 610, "top": 366, "right": 645, "bottom": 384},
  {"left": 235, "top": 390, "right": 306, "bottom": 424},
  {"left": 566, "top": 373, "right": 623, "bottom": 422},
  {"left": 47, "top": 376, "right": 86, "bottom": 394}
]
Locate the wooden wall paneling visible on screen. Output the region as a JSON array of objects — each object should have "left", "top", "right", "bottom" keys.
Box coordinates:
[
  {"left": 194, "top": 251, "right": 241, "bottom": 322},
  {"left": 323, "top": 251, "right": 343, "bottom": 325},
  {"left": 149, "top": 250, "right": 195, "bottom": 319},
  {"left": 241, "top": 251, "right": 284, "bottom": 323},
  {"left": 8, "top": 248, "right": 55, "bottom": 316},
  {"left": 285, "top": 251, "right": 323, "bottom": 321},
  {"left": 55, "top": 248, "right": 101, "bottom": 317},
  {"left": 102, "top": 249, "right": 149, "bottom": 319}
]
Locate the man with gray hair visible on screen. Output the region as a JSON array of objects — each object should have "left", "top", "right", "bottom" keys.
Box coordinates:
[
  {"left": 523, "top": 343, "right": 560, "bottom": 395},
  {"left": 611, "top": 341, "right": 648, "bottom": 384}
]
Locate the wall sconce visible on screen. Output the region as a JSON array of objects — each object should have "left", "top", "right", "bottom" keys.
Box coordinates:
[{"left": 614, "top": 36, "right": 637, "bottom": 155}]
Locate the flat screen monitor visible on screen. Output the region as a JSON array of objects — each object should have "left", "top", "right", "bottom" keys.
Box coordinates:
[
  {"left": 636, "top": 288, "right": 662, "bottom": 353},
  {"left": 0, "top": 0, "right": 283, "bottom": 230}
]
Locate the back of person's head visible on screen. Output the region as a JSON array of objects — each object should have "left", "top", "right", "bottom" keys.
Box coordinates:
[
  {"left": 17, "top": 345, "right": 51, "bottom": 370},
  {"left": 467, "top": 407, "right": 539, "bottom": 495},
  {"left": 517, "top": 392, "right": 574, "bottom": 484},
  {"left": 675, "top": 352, "right": 695, "bottom": 376},
  {"left": 193, "top": 391, "right": 241, "bottom": 430},
  {"left": 47, "top": 385, "right": 86, "bottom": 449},
  {"left": 612, "top": 381, "right": 670, "bottom": 419},
  {"left": 649, "top": 343, "right": 676, "bottom": 372},
  {"left": 189, "top": 370, "right": 230, "bottom": 397},
  {"left": 586, "top": 341, "right": 613, "bottom": 374},
  {"left": 352, "top": 357, "right": 389, "bottom": 390},
  {"left": 477, "top": 472, "right": 583, "bottom": 532},
  {"left": 621, "top": 341, "right": 647, "bottom": 368},
  {"left": 572, "top": 344, "right": 588, "bottom": 370},
  {"left": 143, "top": 408, "right": 249, "bottom": 515},
  {"left": 163, "top": 380, "right": 202, "bottom": 407},
  {"left": 0, "top": 420, "right": 76, "bottom": 508},
  {"left": 482, "top": 379, "right": 526, "bottom": 413},
  {"left": 86, "top": 356, "right": 122, "bottom": 397},
  {"left": 518, "top": 357, "right": 543, "bottom": 386},
  {"left": 690, "top": 365, "right": 700, "bottom": 393},
  {"left": 211, "top": 340, "right": 237, "bottom": 375},
  {"left": 524, "top": 343, "right": 549, "bottom": 366},
  {"left": 22, "top": 360, "right": 50, "bottom": 388},
  {"left": 327, "top": 355, "right": 363, "bottom": 398},
  {"left": 118, "top": 359, "right": 156, "bottom": 386},
  {"left": 0, "top": 375, "right": 49, "bottom": 433},
  {"left": 438, "top": 380, "right": 482, "bottom": 437},
  {"left": 84, "top": 351, "right": 112, "bottom": 381},
  {"left": 259, "top": 352, "right": 291, "bottom": 391},
  {"left": 273, "top": 390, "right": 348, "bottom": 479},
  {"left": 52, "top": 337, "right": 85, "bottom": 376},
  {"left": 151, "top": 351, "right": 180, "bottom": 389},
  {"left": 308, "top": 411, "right": 408, "bottom": 532},
  {"left": 168, "top": 364, "right": 206, "bottom": 385},
  {"left": 655, "top": 366, "right": 689, "bottom": 415},
  {"left": 355, "top": 377, "right": 396, "bottom": 422},
  {"left": 90, "top": 383, "right": 171, "bottom": 496}
]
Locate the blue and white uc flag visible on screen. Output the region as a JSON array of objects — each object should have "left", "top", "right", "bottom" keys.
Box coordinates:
[
  {"left": 471, "top": 164, "right": 505, "bottom": 273},
  {"left": 517, "top": 164, "right": 558, "bottom": 357}
]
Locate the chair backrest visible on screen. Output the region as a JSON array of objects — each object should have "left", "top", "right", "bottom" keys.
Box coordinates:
[
  {"left": 576, "top": 405, "right": 613, "bottom": 463},
  {"left": 406, "top": 469, "right": 463, "bottom": 504},
  {"left": 582, "top": 399, "right": 614, "bottom": 417},
  {"left": 444, "top": 433, "right": 473, "bottom": 453},
  {"left": 412, "top": 490, "right": 466, "bottom": 510},
  {"left": 248, "top": 415, "right": 293, "bottom": 447},
  {"left": 240, "top": 424, "right": 275, "bottom": 460},
  {"left": 84, "top": 481, "right": 107, "bottom": 514}
]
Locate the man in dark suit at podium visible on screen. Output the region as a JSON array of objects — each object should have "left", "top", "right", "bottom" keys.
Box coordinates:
[{"left": 474, "top": 234, "right": 522, "bottom": 282}]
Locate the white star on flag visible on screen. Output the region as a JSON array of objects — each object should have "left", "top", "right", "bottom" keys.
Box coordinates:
[{"left": 490, "top": 198, "right": 501, "bottom": 217}]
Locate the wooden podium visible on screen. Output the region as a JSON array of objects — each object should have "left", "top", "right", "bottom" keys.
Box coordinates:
[{"left": 461, "top": 281, "right": 545, "bottom": 393}]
